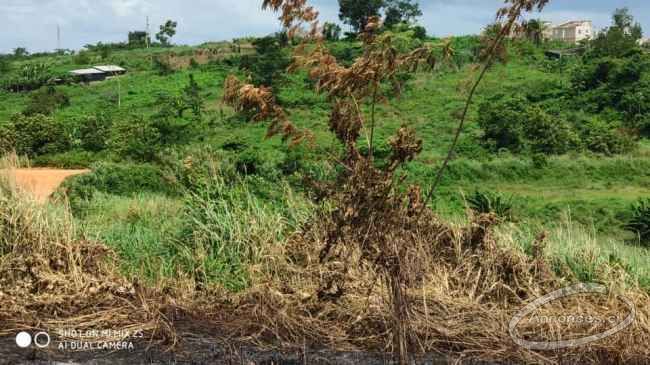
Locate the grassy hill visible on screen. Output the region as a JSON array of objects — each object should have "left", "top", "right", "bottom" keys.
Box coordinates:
[{"left": 0, "top": 36, "right": 649, "bottom": 291}]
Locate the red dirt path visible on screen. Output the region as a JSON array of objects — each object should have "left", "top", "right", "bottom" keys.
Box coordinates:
[{"left": 2, "top": 169, "right": 89, "bottom": 202}]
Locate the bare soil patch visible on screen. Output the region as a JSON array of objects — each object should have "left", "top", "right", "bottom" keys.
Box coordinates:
[{"left": 1, "top": 168, "right": 89, "bottom": 202}]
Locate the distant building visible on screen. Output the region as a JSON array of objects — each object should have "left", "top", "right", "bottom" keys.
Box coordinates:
[
  {"left": 94, "top": 65, "right": 127, "bottom": 75},
  {"left": 548, "top": 20, "right": 593, "bottom": 44},
  {"left": 69, "top": 68, "right": 107, "bottom": 82},
  {"left": 638, "top": 38, "right": 650, "bottom": 47},
  {"left": 69, "top": 65, "right": 126, "bottom": 82}
]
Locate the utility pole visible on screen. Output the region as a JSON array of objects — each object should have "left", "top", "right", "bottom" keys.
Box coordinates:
[
  {"left": 116, "top": 72, "right": 121, "bottom": 108},
  {"left": 56, "top": 24, "right": 61, "bottom": 51},
  {"left": 146, "top": 16, "right": 150, "bottom": 49}
]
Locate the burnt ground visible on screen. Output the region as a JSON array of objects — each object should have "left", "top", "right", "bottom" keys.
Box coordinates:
[{"left": 0, "top": 329, "right": 507, "bottom": 365}]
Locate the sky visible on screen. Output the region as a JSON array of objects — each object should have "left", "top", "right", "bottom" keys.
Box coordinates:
[{"left": 0, "top": 0, "right": 649, "bottom": 54}]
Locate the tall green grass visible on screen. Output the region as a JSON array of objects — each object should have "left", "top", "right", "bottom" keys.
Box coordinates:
[
  {"left": 78, "top": 175, "right": 314, "bottom": 290},
  {"left": 497, "top": 212, "right": 650, "bottom": 291}
]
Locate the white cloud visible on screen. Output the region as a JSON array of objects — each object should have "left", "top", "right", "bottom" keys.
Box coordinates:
[
  {"left": 0, "top": 0, "right": 648, "bottom": 54},
  {"left": 110, "top": 0, "right": 149, "bottom": 17}
]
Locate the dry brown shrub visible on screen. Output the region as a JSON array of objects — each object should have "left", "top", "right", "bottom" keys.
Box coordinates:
[
  {"left": 201, "top": 209, "right": 650, "bottom": 363},
  {"left": 0, "top": 157, "right": 176, "bottom": 346},
  {"left": 212, "top": 0, "right": 650, "bottom": 363},
  {"left": 222, "top": 74, "right": 313, "bottom": 146}
]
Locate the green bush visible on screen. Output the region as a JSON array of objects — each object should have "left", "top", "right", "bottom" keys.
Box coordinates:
[
  {"left": 5, "top": 113, "right": 70, "bottom": 157},
  {"left": 32, "top": 150, "right": 103, "bottom": 169},
  {"left": 328, "top": 42, "right": 363, "bottom": 66},
  {"left": 235, "top": 148, "right": 263, "bottom": 175},
  {"left": 412, "top": 26, "right": 427, "bottom": 40},
  {"left": 58, "top": 162, "right": 176, "bottom": 215},
  {"left": 73, "top": 51, "right": 92, "bottom": 65},
  {"left": 575, "top": 115, "right": 636, "bottom": 155},
  {"left": 467, "top": 190, "right": 515, "bottom": 222},
  {"left": 76, "top": 112, "right": 113, "bottom": 152},
  {"left": 477, "top": 95, "right": 530, "bottom": 153},
  {"left": 570, "top": 53, "right": 650, "bottom": 126},
  {"left": 524, "top": 106, "right": 579, "bottom": 155},
  {"left": 624, "top": 198, "right": 650, "bottom": 246},
  {"left": 108, "top": 115, "right": 161, "bottom": 162},
  {"left": 23, "top": 86, "right": 70, "bottom": 116},
  {"left": 239, "top": 36, "right": 290, "bottom": 87},
  {"left": 0, "top": 56, "right": 11, "bottom": 74},
  {"left": 476, "top": 95, "right": 630, "bottom": 156},
  {"left": 0, "top": 122, "right": 15, "bottom": 154},
  {"left": 182, "top": 74, "right": 203, "bottom": 118}
]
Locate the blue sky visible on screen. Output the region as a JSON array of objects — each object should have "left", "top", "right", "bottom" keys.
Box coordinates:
[{"left": 0, "top": 0, "right": 648, "bottom": 54}]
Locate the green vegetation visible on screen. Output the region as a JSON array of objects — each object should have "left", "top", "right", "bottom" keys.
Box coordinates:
[
  {"left": 156, "top": 19, "right": 178, "bottom": 46},
  {"left": 0, "top": 6, "right": 648, "bottom": 294},
  {"left": 2, "top": 2, "right": 650, "bottom": 363},
  {"left": 467, "top": 190, "right": 515, "bottom": 222},
  {"left": 625, "top": 198, "right": 650, "bottom": 246}
]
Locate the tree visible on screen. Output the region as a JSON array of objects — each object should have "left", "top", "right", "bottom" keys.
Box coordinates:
[
  {"left": 128, "top": 31, "right": 150, "bottom": 47},
  {"left": 23, "top": 86, "right": 70, "bottom": 116},
  {"left": 239, "top": 36, "right": 290, "bottom": 87},
  {"left": 7, "top": 113, "right": 70, "bottom": 157},
  {"left": 412, "top": 25, "right": 427, "bottom": 40},
  {"left": 0, "top": 55, "right": 11, "bottom": 74},
  {"left": 383, "top": 0, "right": 422, "bottom": 29},
  {"left": 613, "top": 7, "right": 642, "bottom": 37},
  {"left": 522, "top": 18, "right": 547, "bottom": 45},
  {"left": 109, "top": 115, "right": 161, "bottom": 162},
  {"left": 589, "top": 8, "right": 643, "bottom": 58},
  {"left": 183, "top": 74, "right": 204, "bottom": 118},
  {"left": 13, "top": 47, "right": 28, "bottom": 58},
  {"left": 338, "top": 0, "right": 383, "bottom": 33},
  {"left": 156, "top": 20, "right": 178, "bottom": 46},
  {"left": 323, "top": 22, "right": 342, "bottom": 41}
]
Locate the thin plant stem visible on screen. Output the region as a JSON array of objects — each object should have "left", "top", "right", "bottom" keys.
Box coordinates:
[
  {"left": 422, "top": 9, "right": 520, "bottom": 210},
  {"left": 369, "top": 81, "right": 379, "bottom": 160}
]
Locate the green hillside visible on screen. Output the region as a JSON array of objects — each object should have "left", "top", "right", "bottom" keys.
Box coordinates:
[{"left": 1, "top": 33, "right": 649, "bottom": 290}]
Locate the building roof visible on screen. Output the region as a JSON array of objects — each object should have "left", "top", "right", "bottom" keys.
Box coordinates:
[
  {"left": 554, "top": 20, "right": 592, "bottom": 29},
  {"left": 69, "top": 68, "right": 106, "bottom": 76},
  {"left": 93, "top": 65, "right": 126, "bottom": 73}
]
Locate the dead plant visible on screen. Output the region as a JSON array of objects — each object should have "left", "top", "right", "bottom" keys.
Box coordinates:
[{"left": 222, "top": 0, "right": 562, "bottom": 363}]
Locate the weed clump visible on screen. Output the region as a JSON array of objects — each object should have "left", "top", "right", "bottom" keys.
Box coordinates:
[
  {"left": 467, "top": 190, "right": 515, "bottom": 222},
  {"left": 625, "top": 198, "right": 650, "bottom": 246}
]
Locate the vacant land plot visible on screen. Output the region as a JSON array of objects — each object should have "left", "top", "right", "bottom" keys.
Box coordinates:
[{"left": 2, "top": 169, "right": 89, "bottom": 202}]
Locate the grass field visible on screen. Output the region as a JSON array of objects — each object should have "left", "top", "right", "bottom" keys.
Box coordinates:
[
  {"left": 2, "top": 4, "right": 650, "bottom": 361},
  {"left": 1, "top": 38, "right": 649, "bottom": 292}
]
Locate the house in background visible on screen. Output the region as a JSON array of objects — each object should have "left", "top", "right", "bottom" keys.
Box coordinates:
[
  {"left": 93, "top": 65, "right": 127, "bottom": 75},
  {"left": 548, "top": 20, "right": 593, "bottom": 44},
  {"left": 69, "top": 68, "right": 108, "bottom": 82},
  {"left": 69, "top": 65, "right": 126, "bottom": 83}
]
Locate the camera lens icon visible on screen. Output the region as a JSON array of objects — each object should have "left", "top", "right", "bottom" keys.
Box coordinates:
[
  {"left": 16, "top": 332, "right": 31, "bottom": 348},
  {"left": 16, "top": 331, "right": 50, "bottom": 348}
]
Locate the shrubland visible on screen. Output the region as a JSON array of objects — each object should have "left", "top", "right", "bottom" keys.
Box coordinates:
[{"left": 0, "top": 1, "right": 649, "bottom": 363}]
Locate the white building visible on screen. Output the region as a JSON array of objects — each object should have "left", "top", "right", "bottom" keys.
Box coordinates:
[{"left": 549, "top": 20, "right": 593, "bottom": 44}]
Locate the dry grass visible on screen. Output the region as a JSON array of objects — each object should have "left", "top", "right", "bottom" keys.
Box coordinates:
[
  {"left": 1, "top": 151, "right": 649, "bottom": 363},
  {"left": 0, "top": 155, "right": 175, "bottom": 345},
  {"left": 197, "top": 211, "right": 650, "bottom": 364}
]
